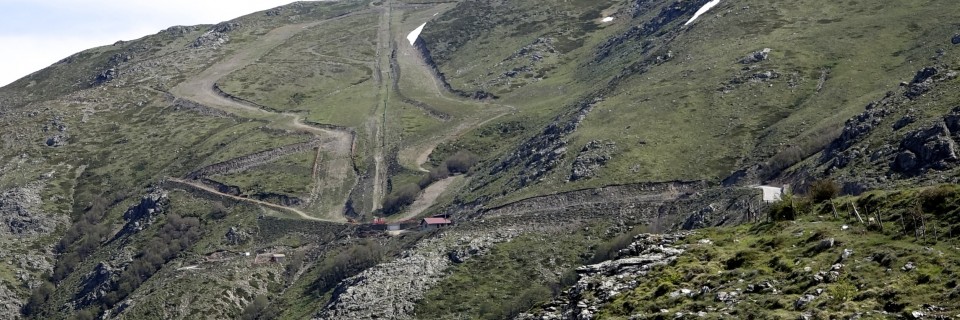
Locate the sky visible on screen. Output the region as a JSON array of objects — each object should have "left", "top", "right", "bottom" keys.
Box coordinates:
[{"left": 0, "top": 0, "right": 302, "bottom": 87}]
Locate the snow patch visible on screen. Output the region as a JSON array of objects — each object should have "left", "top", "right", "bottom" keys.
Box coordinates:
[
  {"left": 407, "top": 22, "right": 427, "bottom": 46},
  {"left": 601, "top": 17, "right": 614, "bottom": 23},
  {"left": 754, "top": 185, "right": 784, "bottom": 203},
  {"left": 684, "top": 0, "right": 721, "bottom": 26}
]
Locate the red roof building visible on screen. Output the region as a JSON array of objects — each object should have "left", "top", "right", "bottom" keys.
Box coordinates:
[{"left": 420, "top": 217, "right": 452, "bottom": 230}]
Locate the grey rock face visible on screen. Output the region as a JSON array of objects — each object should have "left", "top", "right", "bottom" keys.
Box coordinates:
[
  {"left": 73, "top": 249, "right": 134, "bottom": 311},
  {"left": 905, "top": 67, "right": 939, "bottom": 99},
  {"left": 487, "top": 98, "right": 601, "bottom": 190},
  {"left": 93, "top": 68, "right": 117, "bottom": 85},
  {"left": 517, "top": 233, "right": 690, "bottom": 320},
  {"left": 740, "top": 48, "right": 772, "bottom": 64},
  {"left": 163, "top": 25, "right": 199, "bottom": 37},
  {"left": 115, "top": 189, "right": 169, "bottom": 239},
  {"left": 892, "top": 122, "right": 958, "bottom": 173},
  {"left": 821, "top": 66, "right": 958, "bottom": 174},
  {"left": 569, "top": 140, "right": 616, "bottom": 181},
  {"left": 0, "top": 184, "right": 64, "bottom": 237},
  {"left": 191, "top": 22, "right": 240, "bottom": 48},
  {"left": 75, "top": 262, "right": 122, "bottom": 308},
  {"left": 892, "top": 115, "right": 915, "bottom": 131},
  {"left": 316, "top": 229, "right": 520, "bottom": 320},
  {"left": 225, "top": 226, "right": 251, "bottom": 245},
  {"left": 213, "top": 22, "right": 241, "bottom": 33}
]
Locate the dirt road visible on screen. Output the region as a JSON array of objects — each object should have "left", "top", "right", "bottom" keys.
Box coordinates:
[{"left": 169, "top": 13, "right": 365, "bottom": 221}]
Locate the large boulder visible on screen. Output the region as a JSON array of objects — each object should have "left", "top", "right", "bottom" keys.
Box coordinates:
[
  {"left": 740, "top": 48, "right": 772, "bottom": 64},
  {"left": 892, "top": 122, "right": 958, "bottom": 173}
]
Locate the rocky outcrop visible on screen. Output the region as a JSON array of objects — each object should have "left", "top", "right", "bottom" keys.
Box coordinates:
[
  {"left": 740, "top": 48, "right": 772, "bottom": 64},
  {"left": 517, "top": 233, "right": 690, "bottom": 320},
  {"left": 43, "top": 116, "right": 70, "bottom": 147},
  {"left": 316, "top": 229, "right": 520, "bottom": 320},
  {"left": 191, "top": 32, "right": 230, "bottom": 48},
  {"left": 484, "top": 98, "right": 601, "bottom": 190},
  {"left": 114, "top": 189, "right": 169, "bottom": 240},
  {"left": 904, "top": 67, "right": 945, "bottom": 99},
  {"left": 820, "top": 66, "right": 958, "bottom": 171},
  {"left": 596, "top": 0, "right": 712, "bottom": 62},
  {"left": 162, "top": 25, "right": 200, "bottom": 37},
  {"left": 891, "top": 110, "right": 960, "bottom": 174},
  {"left": 45, "top": 135, "right": 67, "bottom": 147},
  {"left": 74, "top": 262, "right": 122, "bottom": 308},
  {"left": 224, "top": 226, "right": 251, "bottom": 245},
  {"left": 569, "top": 140, "right": 617, "bottom": 181},
  {"left": 72, "top": 249, "right": 134, "bottom": 311},
  {"left": 93, "top": 68, "right": 117, "bottom": 85},
  {"left": 190, "top": 22, "right": 240, "bottom": 48},
  {"left": 0, "top": 183, "right": 65, "bottom": 237}
]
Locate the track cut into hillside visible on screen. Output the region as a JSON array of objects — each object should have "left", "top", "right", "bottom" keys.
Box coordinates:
[
  {"left": 385, "top": 4, "right": 517, "bottom": 217},
  {"left": 169, "top": 13, "right": 368, "bottom": 222},
  {"left": 166, "top": 178, "right": 327, "bottom": 221}
]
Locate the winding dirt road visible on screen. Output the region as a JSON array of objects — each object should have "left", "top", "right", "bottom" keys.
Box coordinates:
[
  {"left": 167, "top": 178, "right": 328, "bottom": 221},
  {"left": 169, "top": 13, "right": 366, "bottom": 222}
]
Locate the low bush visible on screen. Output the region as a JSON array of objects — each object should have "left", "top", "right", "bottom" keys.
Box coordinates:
[
  {"left": 809, "top": 179, "right": 840, "bottom": 203},
  {"left": 445, "top": 151, "right": 479, "bottom": 174},
  {"left": 382, "top": 183, "right": 421, "bottom": 215}
]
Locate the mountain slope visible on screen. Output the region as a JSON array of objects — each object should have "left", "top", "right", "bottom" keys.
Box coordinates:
[{"left": 1, "top": 0, "right": 960, "bottom": 319}]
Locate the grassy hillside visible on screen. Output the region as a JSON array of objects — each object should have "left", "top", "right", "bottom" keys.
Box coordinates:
[
  {"left": 2, "top": 0, "right": 960, "bottom": 318},
  {"left": 596, "top": 184, "right": 960, "bottom": 319},
  {"left": 420, "top": 0, "right": 960, "bottom": 204}
]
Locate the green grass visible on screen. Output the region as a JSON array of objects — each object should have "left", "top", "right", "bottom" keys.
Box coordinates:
[
  {"left": 419, "top": 0, "right": 960, "bottom": 204},
  {"left": 217, "top": 11, "right": 380, "bottom": 128},
  {"left": 414, "top": 224, "right": 618, "bottom": 319},
  {"left": 215, "top": 151, "right": 316, "bottom": 197},
  {"left": 598, "top": 184, "right": 960, "bottom": 319},
  {"left": 193, "top": 124, "right": 315, "bottom": 167}
]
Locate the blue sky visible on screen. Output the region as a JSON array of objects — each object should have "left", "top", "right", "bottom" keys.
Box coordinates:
[{"left": 0, "top": 0, "right": 301, "bottom": 86}]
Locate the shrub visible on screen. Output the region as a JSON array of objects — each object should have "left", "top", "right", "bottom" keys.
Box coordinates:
[
  {"left": 21, "top": 281, "right": 54, "bottom": 316},
  {"left": 103, "top": 214, "right": 202, "bottom": 308},
  {"left": 419, "top": 166, "right": 450, "bottom": 188},
  {"left": 382, "top": 183, "right": 421, "bottom": 215},
  {"left": 308, "top": 240, "right": 385, "bottom": 295},
  {"left": 240, "top": 295, "right": 270, "bottom": 320},
  {"left": 920, "top": 185, "right": 959, "bottom": 214},
  {"left": 768, "top": 193, "right": 800, "bottom": 221},
  {"left": 809, "top": 179, "right": 840, "bottom": 203},
  {"left": 445, "top": 151, "right": 479, "bottom": 174}
]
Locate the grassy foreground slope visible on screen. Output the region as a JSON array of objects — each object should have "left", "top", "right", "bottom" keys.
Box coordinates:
[{"left": 597, "top": 185, "right": 960, "bottom": 319}]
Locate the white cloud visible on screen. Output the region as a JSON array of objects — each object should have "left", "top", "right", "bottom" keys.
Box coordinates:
[{"left": 0, "top": 0, "right": 304, "bottom": 87}]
